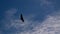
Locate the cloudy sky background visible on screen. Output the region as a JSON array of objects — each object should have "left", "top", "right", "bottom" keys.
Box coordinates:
[{"left": 0, "top": 0, "right": 60, "bottom": 34}]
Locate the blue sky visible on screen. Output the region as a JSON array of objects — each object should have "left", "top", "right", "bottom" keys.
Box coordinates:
[{"left": 0, "top": 0, "right": 60, "bottom": 34}]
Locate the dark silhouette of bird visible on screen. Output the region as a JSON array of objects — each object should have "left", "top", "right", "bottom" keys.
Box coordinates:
[{"left": 20, "top": 14, "right": 24, "bottom": 22}]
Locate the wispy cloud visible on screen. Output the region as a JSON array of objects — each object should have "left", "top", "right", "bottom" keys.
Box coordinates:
[
  {"left": 40, "top": 0, "right": 56, "bottom": 12},
  {"left": 4, "top": 8, "right": 18, "bottom": 19},
  {"left": 1, "top": 9, "right": 60, "bottom": 34},
  {"left": 16, "top": 10, "right": 60, "bottom": 34},
  {"left": 0, "top": 8, "right": 41, "bottom": 34}
]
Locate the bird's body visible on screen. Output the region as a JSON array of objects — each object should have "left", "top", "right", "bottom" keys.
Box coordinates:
[{"left": 20, "top": 14, "right": 24, "bottom": 22}]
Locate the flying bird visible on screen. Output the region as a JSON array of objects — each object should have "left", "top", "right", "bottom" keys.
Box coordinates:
[{"left": 20, "top": 14, "right": 24, "bottom": 22}]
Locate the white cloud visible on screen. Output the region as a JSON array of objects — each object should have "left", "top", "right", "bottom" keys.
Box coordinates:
[{"left": 15, "top": 10, "right": 60, "bottom": 34}]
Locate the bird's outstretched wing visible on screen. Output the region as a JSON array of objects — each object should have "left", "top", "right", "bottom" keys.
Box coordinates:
[{"left": 20, "top": 14, "right": 24, "bottom": 22}]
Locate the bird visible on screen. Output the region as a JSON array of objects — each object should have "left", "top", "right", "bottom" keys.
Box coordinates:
[{"left": 20, "top": 14, "right": 24, "bottom": 22}]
